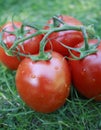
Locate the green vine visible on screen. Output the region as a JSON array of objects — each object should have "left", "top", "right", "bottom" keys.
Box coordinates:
[{"left": 0, "top": 16, "right": 100, "bottom": 61}]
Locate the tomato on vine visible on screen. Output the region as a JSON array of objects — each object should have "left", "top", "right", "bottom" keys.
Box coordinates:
[
  {"left": 15, "top": 52, "right": 71, "bottom": 113},
  {"left": 69, "top": 39, "right": 101, "bottom": 101},
  {"left": 0, "top": 22, "right": 43, "bottom": 70},
  {"left": 44, "top": 15, "right": 84, "bottom": 56}
]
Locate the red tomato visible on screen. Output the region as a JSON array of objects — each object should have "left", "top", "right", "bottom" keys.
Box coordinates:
[
  {"left": 69, "top": 39, "right": 101, "bottom": 101},
  {"left": 0, "top": 22, "right": 43, "bottom": 70},
  {"left": 15, "top": 52, "right": 71, "bottom": 113},
  {"left": 44, "top": 15, "right": 84, "bottom": 56}
]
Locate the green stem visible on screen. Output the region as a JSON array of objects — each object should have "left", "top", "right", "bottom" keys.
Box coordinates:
[
  {"left": 8, "top": 24, "right": 82, "bottom": 54},
  {"left": 38, "top": 24, "right": 83, "bottom": 57},
  {"left": 1, "top": 21, "right": 96, "bottom": 61},
  {"left": 53, "top": 15, "right": 65, "bottom": 27},
  {"left": 39, "top": 29, "right": 54, "bottom": 53},
  {"left": 8, "top": 29, "right": 47, "bottom": 51},
  {"left": 81, "top": 26, "right": 89, "bottom": 50}
]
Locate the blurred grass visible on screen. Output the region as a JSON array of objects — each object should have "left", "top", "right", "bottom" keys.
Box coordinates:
[{"left": 0, "top": 0, "right": 101, "bottom": 130}]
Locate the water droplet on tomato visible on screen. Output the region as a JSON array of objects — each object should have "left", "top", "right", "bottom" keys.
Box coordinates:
[
  {"left": 65, "top": 84, "right": 67, "bottom": 88},
  {"left": 92, "top": 78, "right": 96, "bottom": 82},
  {"left": 83, "top": 68, "right": 86, "bottom": 72},
  {"left": 81, "top": 68, "right": 86, "bottom": 75}
]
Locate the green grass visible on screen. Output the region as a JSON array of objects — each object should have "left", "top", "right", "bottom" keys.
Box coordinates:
[{"left": 0, "top": 0, "right": 101, "bottom": 130}]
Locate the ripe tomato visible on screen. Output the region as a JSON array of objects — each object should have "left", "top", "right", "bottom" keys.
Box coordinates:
[
  {"left": 0, "top": 22, "right": 43, "bottom": 70},
  {"left": 44, "top": 15, "right": 84, "bottom": 56},
  {"left": 15, "top": 52, "right": 71, "bottom": 113},
  {"left": 69, "top": 39, "right": 101, "bottom": 101}
]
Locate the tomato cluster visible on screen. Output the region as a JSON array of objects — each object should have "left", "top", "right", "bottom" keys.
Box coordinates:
[{"left": 0, "top": 15, "right": 101, "bottom": 113}]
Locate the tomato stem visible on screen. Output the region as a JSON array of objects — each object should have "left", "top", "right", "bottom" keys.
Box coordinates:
[
  {"left": 6, "top": 24, "right": 94, "bottom": 52},
  {"left": 37, "top": 25, "right": 83, "bottom": 60},
  {"left": 67, "top": 36, "right": 100, "bottom": 60},
  {"left": 8, "top": 30, "right": 47, "bottom": 51},
  {"left": 81, "top": 26, "right": 89, "bottom": 50},
  {"left": 0, "top": 16, "right": 98, "bottom": 61},
  {"left": 53, "top": 15, "right": 65, "bottom": 27}
]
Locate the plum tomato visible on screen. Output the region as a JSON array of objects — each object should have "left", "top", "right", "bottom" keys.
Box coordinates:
[
  {"left": 0, "top": 22, "right": 43, "bottom": 70},
  {"left": 69, "top": 39, "right": 101, "bottom": 101},
  {"left": 15, "top": 52, "right": 71, "bottom": 113},
  {"left": 44, "top": 15, "right": 84, "bottom": 56}
]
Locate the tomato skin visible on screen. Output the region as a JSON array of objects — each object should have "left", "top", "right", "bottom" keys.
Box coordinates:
[
  {"left": 0, "top": 47, "right": 21, "bottom": 70},
  {"left": 69, "top": 39, "right": 101, "bottom": 101},
  {"left": 45, "top": 15, "right": 84, "bottom": 56},
  {"left": 15, "top": 52, "right": 71, "bottom": 113},
  {"left": 0, "top": 22, "right": 43, "bottom": 70}
]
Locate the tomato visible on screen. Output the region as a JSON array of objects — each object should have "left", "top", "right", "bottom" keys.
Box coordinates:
[
  {"left": 15, "top": 52, "right": 71, "bottom": 113},
  {"left": 69, "top": 39, "right": 101, "bottom": 101},
  {"left": 44, "top": 15, "right": 84, "bottom": 56},
  {"left": 0, "top": 22, "right": 43, "bottom": 70}
]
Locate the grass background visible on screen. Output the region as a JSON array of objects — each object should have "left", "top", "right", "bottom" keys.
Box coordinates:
[{"left": 0, "top": 0, "right": 101, "bottom": 130}]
